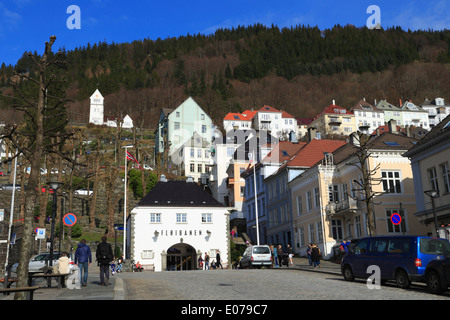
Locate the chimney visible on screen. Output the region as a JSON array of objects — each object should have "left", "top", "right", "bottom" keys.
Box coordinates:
[
  {"left": 399, "top": 99, "right": 402, "bottom": 107},
  {"left": 332, "top": 99, "right": 336, "bottom": 105},
  {"left": 376, "top": 128, "right": 380, "bottom": 136},
  {"left": 308, "top": 127, "right": 317, "bottom": 142},
  {"left": 388, "top": 120, "right": 397, "bottom": 134},
  {"left": 406, "top": 125, "right": 411, "bottom": 137}
]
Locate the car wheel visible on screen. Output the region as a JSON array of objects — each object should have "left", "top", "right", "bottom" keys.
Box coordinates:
[
  {"left": 395, "top": 269, "right": 411, "bottom": 289},
  {"left": 342, "top": 265, "right": 355, "bottom": 282},
  {"left": 427, "top": 270, "right": 443, "bottom": 295}
]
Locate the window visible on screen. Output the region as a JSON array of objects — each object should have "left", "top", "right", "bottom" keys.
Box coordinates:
[
  {"left": 298, "top": 227, "right": 305, "bottom": 248},
  {"left": 316, "top": 221, "right": 323, "bottom": 242},
  {"left": 441, "top": 163, "right": 450, "bottom": 194},
  {"left": 386, "top": 209, "right": 406, "bottom": 233},
  {"left": 150, "top": 213, "right": 161, "bottom": 223},
  {"left": 381, "top": 170, "right": 402, "bottom": 194},
  {"left": 369, "top": 239, "right": 388, "bottom": 253},
  {"left": 227, "top": 147, "right": 234, "bottom": 157},
  {"left": 240, "top": 186, "right": 245, "bottom": 197},
  {"left": 331, "top": 219, "right": 343, "bottom": 240},
  {"left": 428, "top": 167, "right": 439, "bottom": 192},
  {"left": 190, "top": 163, "right": 195, "bottom": 173},
  {"left": 202, "top": 213, "right": 212, "bottom": 223},
  {"left": 353, "top": 238, "right": 369, "bottom": 254},
  {"left": 342, "top": 183, "right": 348, "bottom": 201},
  {"left": 355, "top": 215, "right": 362, "bottom": 238},
  {"left": 198, "top": 164, "right": 202, "bottom": 173},
  {"left": 174, "top": 122, "right": 180, "bottom": 130},
  {"left": 306, "top": 191, "right": 312, "bottom": 211},
  {"left": 201, "top": 114, "right": 205, "bottom": 120},
  {"left": 202, "top": 125, "right": 207, "bottom": 133},
  {"left": 176, "top": 213, "right": 187, "bottom": 223},
  {"left": 197, "top": 149, "right": 202, "bottom": 158},
  {"left": 190, "top": 148, "right": 194, "bottom": 158},
  {"left": 314, "top": 187, "right": 320, "bottom": 208},
  {"left": 309, "top": 224, "right": 315, "bottom": 243},
  {"left": 176, "top": 112, "right": 180, "bottom": 117},
  {"left": 296, "top": 195, "right": 303, "bottom": 216},
  {"left": 328, "top": 184, "right": 339, "bottom": 203}
]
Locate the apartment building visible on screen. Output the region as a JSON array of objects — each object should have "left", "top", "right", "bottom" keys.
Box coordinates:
[
  {"left": 308, "top": 102, "right": 356, "bottom": 138},
  {"left": 351, "top": 99, "right": 385, "bottom": 135}
]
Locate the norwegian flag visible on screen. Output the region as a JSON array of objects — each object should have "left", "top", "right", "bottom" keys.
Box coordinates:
[{"left": 126, "top": 150, "right": 143, "bottom": 170}]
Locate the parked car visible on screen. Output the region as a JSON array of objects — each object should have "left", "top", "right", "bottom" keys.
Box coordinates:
[
  {"left": 74, "top": 188, "right": 93, "bottom": 196},
  {"left": 425, "top": 254, "right": 450, "bottom": 294},
  {"left": 239, "top": 245, "right": 272, "bottom": 269},
  {"left": 341, "top": 236, "right": 450, "bottom": 289},
  {"left": 0, "top": 184, "right": 21, "bottom": 191},
  {"left": 10, "top": 252, "right": 75, "bottom": 274}
]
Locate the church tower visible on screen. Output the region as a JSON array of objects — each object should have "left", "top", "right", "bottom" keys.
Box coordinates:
[{"left": 89, "top": 89, "right": 104, "bottom": 125}]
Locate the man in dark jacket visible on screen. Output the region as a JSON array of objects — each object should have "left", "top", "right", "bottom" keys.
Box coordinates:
[
  {"left": 75, "top": 239, "right": 92, "bottom": 286},
  {"left": 96, "top": 236, "right": 114, "bottom": 286}
]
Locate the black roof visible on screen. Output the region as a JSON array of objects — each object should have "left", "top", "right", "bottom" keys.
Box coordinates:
[{"left": 138, "top": 181, "right": 225, "bottom": 207}]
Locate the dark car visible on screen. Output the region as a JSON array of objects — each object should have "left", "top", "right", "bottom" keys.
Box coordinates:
[
  {"left": 341, "top": 236, "right": 450, "bottom": 289},
  {"left": 425, "top": 255, "right": 450, "bottom": 294}
]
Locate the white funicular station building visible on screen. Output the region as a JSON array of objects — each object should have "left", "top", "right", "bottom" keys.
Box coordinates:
[{"left": 127, "top": 177, "right": 230, "bottom": 272}]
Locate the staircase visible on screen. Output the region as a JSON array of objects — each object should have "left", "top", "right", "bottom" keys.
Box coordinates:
[{"left": 231, "top": 232, "right": 251, "bottom": 245}]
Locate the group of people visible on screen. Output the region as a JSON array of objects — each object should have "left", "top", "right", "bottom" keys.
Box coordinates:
[
  {"left": 269, "top": 244, "right": 294, "bottom": 267},
  {"left": 306, "top": 243, "right": 322, "bottom": 268},
  {"left": 197, "top": 251, "right": 223, "bottom": 270}
]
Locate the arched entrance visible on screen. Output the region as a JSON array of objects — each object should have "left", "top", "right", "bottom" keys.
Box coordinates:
[{"left": 166, "top": 243, "right": 197, "bottom": 271}]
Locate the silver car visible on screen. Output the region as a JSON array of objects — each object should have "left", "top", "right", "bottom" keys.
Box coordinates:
[
  {"left": 10, "top": 252, "right": 75, "bottom": 274},
  {"left": 0, "top": 184, "right": 21, "bottom": 191},
  {"left": 239, "top": 245, "right": 273, "bottom": 269}
]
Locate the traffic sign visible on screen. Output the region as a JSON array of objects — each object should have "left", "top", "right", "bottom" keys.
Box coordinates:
[
  {"left": 36, "top": 228, "right": 46, "bottom": 239},
  {"left": 63, "top": 213, "right": 77, "bottom": 227},
  {"left": 390, "top": 213, "right": 402, "bottom": 225}
]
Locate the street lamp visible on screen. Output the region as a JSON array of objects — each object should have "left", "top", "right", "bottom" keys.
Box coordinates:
[
  {"left": 48, "top": 181, "right": 63, "bottom": 270},
  {"left": 424, "top": 189, "right": 440, "bottom": 236}
]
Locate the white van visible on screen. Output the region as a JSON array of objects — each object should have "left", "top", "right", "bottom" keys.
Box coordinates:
[{"left": 239, "top": 245, "right": 272, "bottom": 269}]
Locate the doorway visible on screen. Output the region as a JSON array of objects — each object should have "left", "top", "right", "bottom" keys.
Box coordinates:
[{"left": 166, "top": 243, "right": 196, "bottom": 271}]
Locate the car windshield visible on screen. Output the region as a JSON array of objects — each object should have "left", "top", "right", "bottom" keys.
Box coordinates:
[
  {"left": 253, "top": 247, "right": 270, "bottom": 254},
  {"left": 33, "top": 253, "right": 61, "bottom": 261},
  {"left": 420, "top": 238, "right": 450, "bottom": 256}
]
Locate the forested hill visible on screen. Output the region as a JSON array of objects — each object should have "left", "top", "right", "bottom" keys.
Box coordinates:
[{"left": 1, "top": 24, "right": 450, "bottom": 128}]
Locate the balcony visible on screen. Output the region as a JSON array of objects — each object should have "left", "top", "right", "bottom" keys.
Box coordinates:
[
  {"left": 326, "top": 198, "right": 359, "bottom": 216},
  {"left": 328, "top": 117, "right": 342, "bottom": 126}
]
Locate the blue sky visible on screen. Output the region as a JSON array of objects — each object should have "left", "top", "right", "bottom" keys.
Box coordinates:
[{"left": 0, "top": 0, "right": 449, "bottom": 66}]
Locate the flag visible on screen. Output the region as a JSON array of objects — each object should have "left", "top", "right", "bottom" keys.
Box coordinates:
[{"left": 126, "top": 150, "right": 143, "bottom": 170}]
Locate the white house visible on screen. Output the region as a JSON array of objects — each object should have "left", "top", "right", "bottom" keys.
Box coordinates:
[
  {"left": 420, "top": 97, "right": 450, "bottom": 128},
  {"left": 400, "top": 100, "right": 430, "bottom": 130},
  {"left": 351, "top": 99, "right": 385, "bottom": 135},
  {"left": 127, "top": 178, "right": 230, "bottom": 272}
]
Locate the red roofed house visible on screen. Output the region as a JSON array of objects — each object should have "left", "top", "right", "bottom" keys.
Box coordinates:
[{"left": 223, "top": 105, "right": 297, "bottom": 139}]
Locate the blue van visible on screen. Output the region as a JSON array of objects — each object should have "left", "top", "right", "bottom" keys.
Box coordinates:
[{"left": 341, "top": 236, "right": 450, "bottom": 288}]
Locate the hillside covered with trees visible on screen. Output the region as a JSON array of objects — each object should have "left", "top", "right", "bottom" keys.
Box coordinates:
[{"left": 1, "top": 24, "right": 450, "bottom": 128}]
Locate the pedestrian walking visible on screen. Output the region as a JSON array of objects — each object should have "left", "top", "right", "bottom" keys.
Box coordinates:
[
  {"left": 311, "top": 244, "right": 321, "bottom": 269},
  {"left": 216, "top": 251, "right": 223, "bottom": 269},
  {"left": 96, "top": 236, "right": 113, "bottom": 286},
  {"left": 287, "top": 244, "right": 294, "bottom": 265},
  {"left": 277, "top": 245, "right": 284, "bottom": 267},
  {"left": 75, "top": 239, "right": 92, "bottom": 286},
  {"left": 204, "top": 252, "right": 210, "bottom": 270},
  {"left": 272, "top": 245, "right": 278, "bottom": 267},
  {"left": 46, "top": 236, "right": 51, "bottom": 251},
  {"left": 306, "top": 243, "right": 313, "bottom": 266}
]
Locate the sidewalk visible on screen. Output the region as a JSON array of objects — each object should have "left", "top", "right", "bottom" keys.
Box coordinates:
[
  {"left": 289, "top": 256, "right": 342, "bottom": 276},
  {"left": 0, "top": 257, "right": 124, "bottom": 301}
]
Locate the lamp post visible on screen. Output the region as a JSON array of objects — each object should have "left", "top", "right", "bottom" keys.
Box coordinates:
[
  {"left": 122, "top": 145, "right": 133, "bottom": 259},
  {"left": 424, "top": 190, "right": 440, "bottom": 236},
  {"left": 48, "top": 181, "right": 63, "bottom": 269}
]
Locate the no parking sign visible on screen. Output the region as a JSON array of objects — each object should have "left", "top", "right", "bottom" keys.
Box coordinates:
[{"left": 63, "top": 213, "right": 77, "bottom": 227}]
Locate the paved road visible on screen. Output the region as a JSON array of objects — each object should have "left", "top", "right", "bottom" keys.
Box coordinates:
[{"left": 117, "top": 268, "right": 450, "bottom": 300}]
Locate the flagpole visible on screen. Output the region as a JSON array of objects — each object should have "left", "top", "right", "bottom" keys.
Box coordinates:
[
  {"left": 252, "top": 149, "right": 260, "bottom": 245},
  {"left": 122, "top": 145, "right": 133, "bottom": 259}
]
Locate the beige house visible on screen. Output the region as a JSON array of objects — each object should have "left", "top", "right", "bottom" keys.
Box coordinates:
[
  {"left": 308, "top": 102, "right": 356, "bottom": 138},
  {"left": 289, "top": 131, "right": 431, "bottom": 259},
  {"left": 403, "top": 114, "right": 450, "bottom": 239}
]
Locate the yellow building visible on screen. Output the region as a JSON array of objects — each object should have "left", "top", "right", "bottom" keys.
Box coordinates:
[
  {"left": 308, "top": 102, "right": 357, "bottom": 138},
  {"left": 289, "top": 131, "right": 432, "bottom": 259}
]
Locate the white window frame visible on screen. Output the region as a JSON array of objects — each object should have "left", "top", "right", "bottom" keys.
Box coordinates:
[{"left": 176, "top": 213, "right": 187, "bottom": 223}]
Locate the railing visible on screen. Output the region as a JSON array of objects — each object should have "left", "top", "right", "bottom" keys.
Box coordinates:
[
  {"left": 326, "top": 198, "right": 359, "bottom": 215},
  {"left": 177, "top": 256, "right": 192, "bottom": 270}
]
